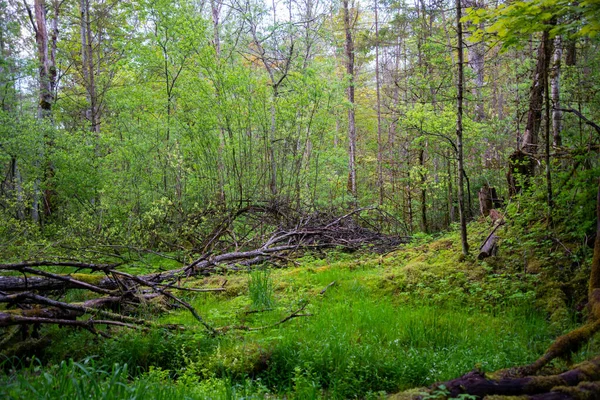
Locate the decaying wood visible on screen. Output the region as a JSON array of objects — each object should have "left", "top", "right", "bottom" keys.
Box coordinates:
[
  {"left": 477, "top": 234, "right": 498, "bottom": 260},
  {"left": 0, "top": 210, "right": 404, "bottom": 338},
  {"left": 439, "top": 355, "right": 600, "bottom": 399},
  {"left": 477, "top": 219, "right": 505, "bottom": 260},
  {"left": 478, "top": 186, "right": 493, "bottom": 217},
  {"left": 478, "top": 185, "right": 502, "bottom": 217}
]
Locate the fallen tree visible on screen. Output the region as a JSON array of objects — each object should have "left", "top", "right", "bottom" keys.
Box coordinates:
[{"left": 0, "top": 209, "right": 406, "bottom": 339}]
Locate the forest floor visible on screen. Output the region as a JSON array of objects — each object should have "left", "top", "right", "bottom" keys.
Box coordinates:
[{"left": 1, "top": 220, "right": 596, "bottom": 399}]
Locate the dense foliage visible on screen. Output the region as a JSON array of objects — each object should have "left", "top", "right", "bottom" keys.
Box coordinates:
[
  {"left": 0, "top": 0, "right": 597, "bottom": 246},
  {"left": 1, "top": 0, "right": 600, "bottom": 397}
]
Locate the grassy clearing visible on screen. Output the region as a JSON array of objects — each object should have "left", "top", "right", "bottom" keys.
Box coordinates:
[{"left": 0, "top": 227, "right": 582, "bottom": 398}]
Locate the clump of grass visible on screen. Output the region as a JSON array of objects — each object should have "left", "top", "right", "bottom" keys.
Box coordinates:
[
  {"left": 248, "top": 267, "right": 275, "bottom": 310},
  {"left": 0, "top": 358, "right": 174, "bottom": 399},
  {"left": 0, "top": 357, "right": 270, "bottom": 400}
]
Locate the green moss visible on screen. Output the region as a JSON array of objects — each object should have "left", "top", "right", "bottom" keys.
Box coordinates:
[
  {"left": 537, "top": 286, "right": 570, "bottom": 330},
  {"left": 523, "top": 375, "right": 565, "bottom": 392},
  {"left": 70, "top": 273, "right": 105, "bottom": 285}
]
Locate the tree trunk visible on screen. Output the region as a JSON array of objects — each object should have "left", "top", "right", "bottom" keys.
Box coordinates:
[
  {"left": 32, "top": 0, "right": 58, "bottom": 223},
  {"left": 374, "top": 0, "right": 383, "bottom": 206},
  {"left": 478, "top": 185, "right": 493, "bottom": 217},
  {"left": 343, "top": 0, "right": 357, "bottom": 199},
  {"left": 456, "top": 0, "right": 469, "bottom": 255},
  {"left": 551, "top": 36, "right": 562, "bottom": 147},
  {"left": 521, "top": 30, "right": 554, "bottom": 154},
  {"left": 419, "top": 149, "right": 428, "bottom": 234},
  {"left": 464, "top": 0, "right": 485, "bottom": 122},
  {"left": 544, "top": 37, "right": 553, "bottom": 220},
  {"left": 508, "top": 30, "right": 553, "bottom": 196}
]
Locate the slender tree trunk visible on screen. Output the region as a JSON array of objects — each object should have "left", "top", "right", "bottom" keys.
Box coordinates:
[
  {"left": 34, "top": 0, "right": 51, "bottom": 116},
  {"left": 211, "top": 0, "right": 221, "bottom": 57},
  {"left": 551, "top": 36, "right": 562, "bottom": 147},
  {"left": 419, "top": 148, "right": 428, "bottom": 234},
  {"left": 406, "top": 149, "right": 414, "bottom": 235},
  {"left": 375, "top": 0, "right": 383, "bottom": 206},
  {"left": 32, "top": 0, "right": 56, "bottom": 223},
  {"left": 447, "top": 151, "right": 454, "bottom": 225},
  {"left": 211, "top": 0, "right": 226, "bottom": 203},
  {"left": 565, "top": 39, "right": 576, "bottom": 66},
  {"left": 80, "top": 0, "right": 90, "bottom": 123},
  {"left": 343, "top": 0, "right": 357, "bottom": 200},
  {"left": 269, "top": 93, "right": 278, "bottom": 197},
  {"left": 84, "top": 1, "right": 98, "bottom": 137},
  {"left": 456, "top": 0, "right": 469, "bottom": 255},
  {"left": 544, "top": 44, "right": 553, "bottom": 222}
]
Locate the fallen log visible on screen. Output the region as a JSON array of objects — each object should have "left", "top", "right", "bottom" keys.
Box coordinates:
[
  {"left": 0, "top": 211, "right": 406, "bottom": 337},
  {"left": 439, "top": 355, "right": 600, "bottom": 399},
  {"left": 0, "top": 245, "right": 298, "bottom": 292},
  {"left": 477, "top": 234, "right": 499, "bottom": 260},
  {"left": 478, "top": 220, "right": 504, "bottom": 260}
]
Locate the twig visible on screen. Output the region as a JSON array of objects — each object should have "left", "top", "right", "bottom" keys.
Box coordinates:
[
  {"left": 319, "top": 281, "right": 336, "bottom": 295},
  {"left": 219, "top": 302, "right": 311, "bottom": 332},
  {"left": 110, "top": 270, "right": 217, "bottom": 335},
  {"left": 324, "top": 207, "right": 376, "bottom": 229}
]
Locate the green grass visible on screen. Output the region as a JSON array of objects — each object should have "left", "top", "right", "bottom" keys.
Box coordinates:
[
  {"left": 248, "top": 267, "right": 275, "bottom": 310},
  {"left": 0, "top": 234, "right": 575, "bottom": 399},
  {"left": 0, "top": 358, "right": 269, "bottom": 400}
]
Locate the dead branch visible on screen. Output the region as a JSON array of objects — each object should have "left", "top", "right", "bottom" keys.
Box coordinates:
[
  {"left": 218, "top": 302, "right": 311, "bottom": 333},
  {"left": 320, "top": 281, "right": 336, "bottom": 295},
  {"left": 0, "top": 210, "right": 406, "bottom": 339},
  {"left": 0, "top": 314, "right": 142, "bottom": 331},
  {"left": 555, "top": 107, "right": 600, "bottom": 135},
  {"left": 0, "top": 261, "right": 119, "bottom": 272},
  {"left": 0, "top": 292, "right": 155, "bottom": 327}
]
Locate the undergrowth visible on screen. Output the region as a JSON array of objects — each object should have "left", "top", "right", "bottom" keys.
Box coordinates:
[{"left": 1, "top": 214, "right": 595, "bottom": 399}]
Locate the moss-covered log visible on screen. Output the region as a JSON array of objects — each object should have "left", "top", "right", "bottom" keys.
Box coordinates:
[{"left": 438, "top": 356, "right": 600, "bottom": 398}]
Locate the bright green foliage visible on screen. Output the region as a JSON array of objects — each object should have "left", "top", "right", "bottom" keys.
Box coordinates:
[{"left": 466, "top": 0, "right": 600, "bottom": 47}]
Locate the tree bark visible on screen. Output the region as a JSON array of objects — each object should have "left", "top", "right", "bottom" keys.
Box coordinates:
[
  {"left": 343, "top": 0, "right": 357, "bottom": 199},
  {"left": 551, "top": 36, "right": 562, "bottom": 147},
  {"left": 375, "top": 0, "right": 383, "bottom": 206},
  {"left": 456, "top": 0, "right": 469, "bottom": 255},
  {"left": 521, "top": 30, "right": 554, "bottom": 154},
  {"left": 478, "top": 185, "right": 493, "bottom": 217},
  {"left": 507, "top": 30, "right": 554, "bottom": 196}
]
